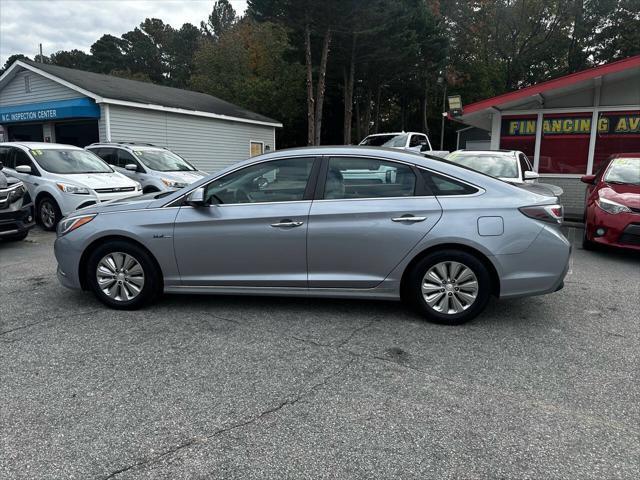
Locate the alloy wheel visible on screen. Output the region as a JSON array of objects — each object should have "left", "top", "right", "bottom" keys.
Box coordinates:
[
  {"left": 421, "top": 261, "right": 479, "bottom": 315},
  {"left": 96, "top": 252, "right": 145, "bottom": 302},
  {"left": 40, "top": 201, "right": 56, "bottom": 229}
]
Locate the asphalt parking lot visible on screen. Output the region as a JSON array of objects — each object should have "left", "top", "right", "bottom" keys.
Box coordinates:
[{"left": 1, "top": 226, "right": 639, "bottom": 479}]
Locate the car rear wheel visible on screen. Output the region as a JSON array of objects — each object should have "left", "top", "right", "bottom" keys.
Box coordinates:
[
  {"left": 405, "top": 250, "right": 491, "bottom": 325},
  {"left": 38, "top": 197, "right": 61, "bottom": 231},
  {"left": 86, "top": 241, "right": 161, "bottom": 309}
]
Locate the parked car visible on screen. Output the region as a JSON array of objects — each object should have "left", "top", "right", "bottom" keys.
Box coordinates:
[
  {"left": 86, "top": 143, "right": 207, "bottom": 193},
  {"left": 581, "top": 153, "right": 640, "bottom": 251},
  {"left": 0, "top": 160, "right": 34, "bottom": 241},
  {"left": 54, "top": 146, "right": 570, "bottom": 325},
  {"left": 359, "top": 132, "right": 449, "bottom": 157},
  {"left": 0, "top": 142, "right": 142, "bottom": 230},
  {"left": 444, "top": 150, "right": 563, "bottom": 197}
]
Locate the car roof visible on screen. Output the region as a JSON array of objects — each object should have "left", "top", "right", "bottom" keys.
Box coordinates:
[
  {"left": 87, "top": 142, "right": 166, "bottom": 149},
  {"left": 609, "top": 152, "right": 640, "bottom": 159},
  {"left": 0, "top": 141, "right": 83, "bottom": 150},
  {"left": 363, "top": 132, "right": 424, "bottom": 137}
]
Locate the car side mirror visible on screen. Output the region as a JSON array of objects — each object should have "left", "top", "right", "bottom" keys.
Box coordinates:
[
  {"left": 15, "top": 165, "right": 32, "bottom": 174},
  {"left": 125, "top": 164, "right": 138, "bottom": 172},
  {"left": 186, "top": 187, "right": 206, "bottom": 207},
  {"left": 524, "top": 171, "right": 540, "bottom": 180},
  {"left": 580, "top": 174, "right": 596, "bottom": 184}
]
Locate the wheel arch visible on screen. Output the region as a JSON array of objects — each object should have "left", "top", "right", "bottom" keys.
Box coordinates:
[
  {"left": 400, "top": 243, "right": 500, "bottom": 299},
  {"left": 78, "top": 234, "right": 164, "bottom": 291}
]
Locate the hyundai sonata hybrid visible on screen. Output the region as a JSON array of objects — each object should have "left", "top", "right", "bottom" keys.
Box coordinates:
[{"left": 54, "top": 147, "right": 571, "bottom": 325}]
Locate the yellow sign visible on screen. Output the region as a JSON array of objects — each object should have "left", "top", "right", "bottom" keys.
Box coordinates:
[{"left": 506, "top": 114, "right": 640, "bottom": 136}]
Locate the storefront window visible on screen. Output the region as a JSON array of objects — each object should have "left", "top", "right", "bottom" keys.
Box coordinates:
[
  {"left": 537, "top": 113, "right": 591, "bottom": 174},
  {"left": 500, "top": 115, "right": 536, "bottom": 158},
  {"left": 592, "top": 111, "right": 640, "bottom": 173}
]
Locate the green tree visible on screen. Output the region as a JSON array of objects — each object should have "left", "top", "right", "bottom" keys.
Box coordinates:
[
  {"left": 89, "top": 35, "right": 126, "bottom": 74},
  {"left": 1, "top": 54, "right": 30, "bottom": 73},
  {"left": 201, "top": 0, "right": 237, "bottom": 39},
  {"left": 49, "top": 49, "right": 92, "bottom": 69}
]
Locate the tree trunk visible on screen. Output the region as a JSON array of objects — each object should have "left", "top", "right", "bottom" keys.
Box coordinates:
[
  {"left": 355, "top": 96, "right": 361, "bottom": 142},
  {"left": 343, "top": 33, "right": 356, "bottom": 145},
  {"left": 314, "top": 27, "right": 332, "bottom": 146},
  {"left": 304, "top": 24, "right": 315, "bottom": 146},
  {"left": 421, "top": 78, "right": 429, "bottom": 134},
  {"left": 364, "top": 89, "right": 372, "bottom": 137},
  {"left": 373, "top": 84, "right": 381, "bottom": 133}
]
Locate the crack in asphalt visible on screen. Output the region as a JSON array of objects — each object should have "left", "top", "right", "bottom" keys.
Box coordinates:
[
  {"left": 99, "top": 356, "right": 355, "bottom": 480},
  {"left": 0, "top": 309, "right": 101, "bottom": 336}
]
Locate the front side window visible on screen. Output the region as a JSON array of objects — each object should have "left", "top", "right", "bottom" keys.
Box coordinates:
[
  {"left": 0, "top": 147, "right": 11, "bottom": 168},
  {"left": 132, "top": 149, "right": 194, "bottom": 172},
  {"left": 409, "top": 135, "right": 426, "bottom": 148},
  {"left": 29, "top": 149, "right": 112, "bottom": 174},
  {"left": 118, "top": 150, "right": 141, "bottom": 170},
  {"left": 603, "top": 157, "right": 640, "bottom": 185},
  {"left": 205, "top": 157, "right": 314, "bottom": 205},
  {"left": 324, "top": 157, "right": 416, "bottom": 200},
  {"left": 360, "top": 134, "right": 408, "bottom": 148},
  {"left": 445, "top": 152, "right": 519, "bottom": 179}
]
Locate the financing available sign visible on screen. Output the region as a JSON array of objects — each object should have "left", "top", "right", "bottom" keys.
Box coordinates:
[
  {"left": 503, "top": 113, "right": 640, "bottom": 136},
  {"left": 0, "top": 98, "right": 100, "bottom": 124}
]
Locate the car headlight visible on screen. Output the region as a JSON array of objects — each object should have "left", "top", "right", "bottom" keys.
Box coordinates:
[
  {"left": 57, "top": 214, "right": 96, "bottom": 237},
  {"left": 6, "top": 182, "right": 26, "bottom": 203},
  {"left": 161, "top": 178, "right": 187, "bottom": 189},
  {"left": 57, "top": 183, "right": 91, "bottom": 195},
  {"left": 596, "top": 195, "right": 631, "bottom": 214}
]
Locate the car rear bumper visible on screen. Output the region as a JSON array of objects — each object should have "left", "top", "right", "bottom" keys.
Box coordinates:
[
  {"left": 495, "top": 224, "right": 571, "bottom": 299},
  {"left": 0, "top": 203, "right": 35, "bottom": 238}
]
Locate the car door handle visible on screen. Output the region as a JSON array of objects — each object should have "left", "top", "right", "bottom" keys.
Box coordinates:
[
  {"left": 270, "top": 220, "right": 304, "bottom": 228},
  {"left": 391, "top": 216, "right": 427, "bottom": 223}
]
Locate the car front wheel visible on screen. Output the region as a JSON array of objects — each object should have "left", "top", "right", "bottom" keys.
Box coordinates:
[
  {"left": 38, "top": 197, "right": 61, "bottom": 230},
  {"left": 86, "top": 241, "right": 161, "bottom": 309},
  {"left": 405, "top": 250, "right": 492, "bottom": 325}
]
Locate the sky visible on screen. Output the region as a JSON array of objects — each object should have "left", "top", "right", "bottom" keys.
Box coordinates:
[{"left": 0, "top": 0, "right": 248, "bottom": 65}]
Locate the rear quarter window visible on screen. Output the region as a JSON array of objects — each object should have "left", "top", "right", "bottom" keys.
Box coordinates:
[{"left": 421, "top": 170, "right": 479, "bottom": 196}]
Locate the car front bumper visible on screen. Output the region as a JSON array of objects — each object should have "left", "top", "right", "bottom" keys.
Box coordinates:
[
  {"left": 587, "top": 208, "right": 640, "bottom": 251},
  {"left": 0, "top": 202, "right": 35, "bottom": 238}
]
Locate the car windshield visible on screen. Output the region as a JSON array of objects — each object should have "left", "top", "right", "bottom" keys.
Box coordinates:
[
  {"left": 30, "top": 149, "right": 112, "bottom": 174},
  {"left": 445, "top": 152, "right": 519, "bottom": 178},
  {"left": 133, "top": 149, "right": 195, "bottom": 172},
  {"left": 604, "top": 157, "right": 640, "bottom": 185},
  {"left": 360, "top": 134, "right": 408, "bottom": 148}
]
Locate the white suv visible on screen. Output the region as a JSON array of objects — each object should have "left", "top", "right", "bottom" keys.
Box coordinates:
[
  {"left": 86, "top": 143, "right": 207, "bottom": 194},
  {"left": 0, "top": 142, "right": 142, "bottom": 230}
]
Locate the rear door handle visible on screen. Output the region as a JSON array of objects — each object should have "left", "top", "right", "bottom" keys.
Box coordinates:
[
  {"left": 270, "top": 220, "right": 304, "bottom": 228},
  {"left": 391, "top": 216, "right": 427, "bottom": 223}
]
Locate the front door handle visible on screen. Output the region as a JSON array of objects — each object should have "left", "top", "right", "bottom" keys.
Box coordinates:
[
  {"left": 271, "top": 220, "right": 304, "bottom": 228},
  {"left": 391, "top": 216, "right": 427, "bottom": 223}
]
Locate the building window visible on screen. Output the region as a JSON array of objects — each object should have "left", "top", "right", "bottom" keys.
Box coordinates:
[
  {"left": 24, "top": 75, "right": 31, "bottom": 93},
  {"left": 592, "top": 111, "right": 640, "bottom": 173},
  {"left": 500, "top": 115, "right": 536, "bottom": 159},
  {"left": 250, "top": 141, "right": 264, "bottom": 157},
  {"left": 538, "top": 113, "right": 591, "bottom": 174}
]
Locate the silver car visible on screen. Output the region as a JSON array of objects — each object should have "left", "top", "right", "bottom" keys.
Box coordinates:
[{"left": 54, "top": 147, "right": 571, "bottom": 325}]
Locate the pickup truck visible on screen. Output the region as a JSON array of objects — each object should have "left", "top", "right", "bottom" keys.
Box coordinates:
[{"left": 359, "top": 132, "right": 449, "bottom": 158}]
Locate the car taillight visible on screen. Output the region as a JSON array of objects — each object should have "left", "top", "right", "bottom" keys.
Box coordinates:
[{"left": 519, "top": 204, "right": 563, "bottom": 224}]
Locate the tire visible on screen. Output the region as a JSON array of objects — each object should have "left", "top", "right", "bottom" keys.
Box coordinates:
[
  {"left": 86, "top": 240, "right": 162, "bottom": 310},
  {"left": 2, "top": 231, "right": 29, "bottom": 242},
  {"left": 37, "top": 196, "right": 61, "bottom": 231},
  {"left": 405, "top": 250, "right": 492, "bottom": 325}
]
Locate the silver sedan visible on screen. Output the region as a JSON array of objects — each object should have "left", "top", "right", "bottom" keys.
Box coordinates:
[{"left": 54, "top": 147, "right": 571, "bottom": 325}]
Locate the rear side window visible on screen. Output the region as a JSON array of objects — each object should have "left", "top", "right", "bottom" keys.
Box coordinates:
[
  {"left": 324, "top": 157, "right": 416, "bottom": 199},
  {"left": 93, "top": 148, "right": 117, "bottom": 166},
  {"left": 421, "top": 170, "right": 479, "bottom": 196}
]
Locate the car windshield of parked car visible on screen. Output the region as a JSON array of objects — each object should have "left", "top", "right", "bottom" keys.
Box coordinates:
[
  {"left": 133, "top": 149, "right": 196, "bottom": 172},
  {"left": 445, "top": 153, "right": 519, "bottom": 178},
  {"left": 360, "top": 134, "right": 408, "bottom": 148},
  {"left": 30, "top": 149, "right": 113, "bottom": 174},
  {"left": 604, "top": 157, "right": 640, "bottom": 185}
]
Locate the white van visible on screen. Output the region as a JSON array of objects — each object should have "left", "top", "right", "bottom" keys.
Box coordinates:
[{"left": 0, "top": 142, "right": 142, "bottom": 230}]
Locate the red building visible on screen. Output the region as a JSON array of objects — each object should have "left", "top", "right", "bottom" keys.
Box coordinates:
[{"left": 454, "top": 55, "right": 640, "bottom": 218}]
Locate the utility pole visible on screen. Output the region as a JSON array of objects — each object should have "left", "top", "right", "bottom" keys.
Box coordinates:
[
  {"left": 438, "top": 73, "right": 447, "bottom": 150},
  {"left": 39, "top": 43, "right": 43, "bottom": 62}
]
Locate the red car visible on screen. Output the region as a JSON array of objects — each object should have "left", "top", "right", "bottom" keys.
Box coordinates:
[{"left": 581, "top": 153, "right": 640, "bottom": 251}]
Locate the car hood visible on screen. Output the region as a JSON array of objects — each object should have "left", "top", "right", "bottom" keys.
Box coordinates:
[
  {"left": 157, "top": 170, "right": 207, "bottom": 184},
  {"left": 59, "top": 172, "right": 138, "bottom": 189},
  {"left": 601, "top": 183, "right": 640, "bottom": 209},
  {"left": 74, "top": 193, "right": 162, "bottom": 215}
]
